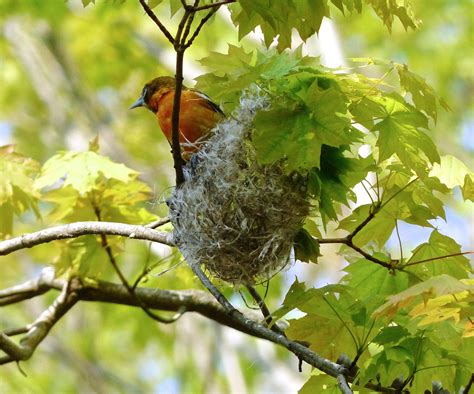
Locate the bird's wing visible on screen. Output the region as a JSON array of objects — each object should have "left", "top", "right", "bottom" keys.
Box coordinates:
[{"left": 190, "top": 90, "right": 225, "bottom": 116}]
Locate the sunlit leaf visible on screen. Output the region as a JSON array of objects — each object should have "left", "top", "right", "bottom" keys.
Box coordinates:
[
  {"left": 430, "top": 155, "right": 474, "bottom": 195},
  {"left": 35, "top": 150, "right": 137, "bottom": 195},
  {"left": 462, "top": 173, "right": 474, "bottom": 201},
  {"left": 299, "top": 373, "right": 340, "bottom": 393},
  {"left": 0, "top": 146, "right": 40, "bottom": 236},
  {"left": 373, "top": 274, "right": 474, "bottom": 318},
  {"left": 406, "top": 230, "right": 471, "bottom": 279},
  {"left": 396, "top": 63, "right": 438, "bottom": 122}
]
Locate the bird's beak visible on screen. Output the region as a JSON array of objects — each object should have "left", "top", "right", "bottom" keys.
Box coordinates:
[{"left": 129, "top": 95, "right": 145, "bottom": 110}]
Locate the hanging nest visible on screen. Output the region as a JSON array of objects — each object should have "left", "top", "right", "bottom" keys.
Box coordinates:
[{"left": 168, "top": 89, "right": 310, "bottom": 285}]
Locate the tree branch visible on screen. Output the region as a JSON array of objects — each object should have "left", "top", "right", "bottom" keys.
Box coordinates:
[
  {"left": 0, "top": 272, "right": 346, "bottom": 378},
  {"left": 319, "top": 236, "right": 393, "bottom": 269},
  {"left": 0, "top": 221, "right": 174, "bottom": 256},
  {"left": 337, "top": 374, "right": 353, "bottom": 394},
  {"left": 171, "top": 50, "right": 186, "bottom": 185},
  {"left": 0, "top": 277, "right": 79, "bottom": 365},
  {"left": 1, "top": 272, "right": 406, "bottom": 392},
  {"left": 0, "top": 269, "right": 55, "bottom": 306}
]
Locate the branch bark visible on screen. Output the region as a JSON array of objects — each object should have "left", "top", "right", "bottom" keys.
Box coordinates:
[
  {"left": 0, "top": 221, "right": 174, "bottom": 256},
  {"left": 0, "top": 272, "right": 344, "bottom": 377},
  {"left": 0, "top": 277, "right": 79, "bottom": 365},
  {"left": 1, "top": 271, "right": 406, "bottom": 392}
]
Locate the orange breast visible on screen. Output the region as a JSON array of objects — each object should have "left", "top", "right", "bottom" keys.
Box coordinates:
[{"left": 156, "top": 90, "right": 223, "bottom": 158}]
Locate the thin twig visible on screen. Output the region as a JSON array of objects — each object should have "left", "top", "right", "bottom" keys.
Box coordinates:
[
  {"left": 318, "top": 236, "right": 393, "bottom": 269},
  {"left": 180, "top": 0, "right": 199, "bottom": 46},
  {"left": 380, "top": 176, "right": 419, "bottom": 209},
  {"left": 185, "top": 7, "right": 219, "bottom": 48},
  {"left": 192, "top": 0, "right": 236, "bottom": 11},
  {"left": 138, "top": 0, "right": 175, "bottom": 45},
  {"left": 245, "top": 285, "right": 286, "bottom": 336},
  {"left": 2, "top": 326, "right": 30, "bottom": 336},
  {"left": 348, "top": 203, "right": 380, "bottom": 241},
  {"left": 323, "top": 297, "right": 359, "bottom": 351},
  {"left": 402, "top": 251, "right": 474, "bottom": 267},
  {"left": 463, "top": 373, "right": 474, "bottom": 394},
  {"left": 94, "top": 206, "right": 183, "bottom": 324},
  {"left": 188, "top": 262, "right": 237, "bottom": 313},
  {"left": 145, "top": 217, "right": 170, "bottom": 229},
  {"left": 360, "top": 180, "right": 375, "bottom": 205},
  {"left": 394, "top": 220, "right": 403, "bottom": 263}
]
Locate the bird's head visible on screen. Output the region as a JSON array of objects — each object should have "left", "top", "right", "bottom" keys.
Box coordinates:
[{"left": 129, "top": 76, "right": 180, "bottom": 112}]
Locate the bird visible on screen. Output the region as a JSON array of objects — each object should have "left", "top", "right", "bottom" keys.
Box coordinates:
[{"left": 129, "top": 76, "right": 224, "bottom": 160}]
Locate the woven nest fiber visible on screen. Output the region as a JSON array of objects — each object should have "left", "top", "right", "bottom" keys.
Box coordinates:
[{"left": 168, "top": 89, "right": 309, "bottom": 285}]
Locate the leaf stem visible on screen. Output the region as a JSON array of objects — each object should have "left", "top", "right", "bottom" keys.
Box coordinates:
[{"left": 402, "top": 251, "right": 474, "bottom": 267}]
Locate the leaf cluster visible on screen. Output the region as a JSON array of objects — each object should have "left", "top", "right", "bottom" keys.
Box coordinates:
[
  {"left": 195, "top": 45, "right": 473, "bottom": 391},
  {"left": 1, "top": 140, "right": 157, "bottom": 277},
  {"left": 229, "top": 0, "right": 419, "bottom": 51}
]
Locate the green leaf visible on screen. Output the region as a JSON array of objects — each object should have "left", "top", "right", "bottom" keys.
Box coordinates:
[
  {"left": 253, "top": 106, "right": 322, "bottom": 170},
  {"left": 338, "top": 204, "right": 398, "bottom": 247},
  {"left": 34, "top": 147, "right": 157, "bottom": 225},
  {"left": 396, "top": 63, "right": 438, "bottom": 122},
  {"left": 229, "top": 0, "right": 418, "bottom": 51},
  {"left": 299, "top": 373, "right": 339, "bottom": 393},
  {"left": 309, "top": 147, "right": 373, "bottom": 223},
  {"left": 253, "top": 84, "right": 351, "bottom": 171},
  {"left": 372, "top": 325, "right": 411, "bottom": 345},
  {"left": 230, "top": 0, "right": 330, "bottom": 51},
  {"left": 293, "top": 228, "right": 320, "bottom": 264},
  {"left": 199, "top": 44, "right": 254, "bottom": 77},
  {"left": 54, "top": 236, "right": 108, "bottom": 278},
  {"left": 286, "top": 284, "right": 379, "bottom": 361},
  {"left": 303, "top": 218, "right": 322, "bottom": 238},
  {"left": 169, "top": 0, "right": 183, "bottom": 16},
  {"left": 35, "top": 150, "right": 137, "bottom": 195},
  {"left": 272, "top": 278, "right": 317, "bottom": 320},
  {"left": 0, "top": 146, "right": 40, "bottom": 237},
  {"left": 373, "top": 93, "right": 439, "bottom": 174},
  {"left": 342, "top": 258, "right": 410, "bottom": 313},
  {"left": 147, "top": 0, "right": 163, "bottom": 9},
  {"left": 462, "top": 173, "right": 474, "bottom": 201},
  {"left": 365, "top": 0, "right": 419, "bottom": 32},
  {"left": 430, "top": 155, "right": 473, "bottom": 193},
  {"left": 373, "top": 274, "right": 473, "bottom": 318},
  {"left": 406, "top": 230, "right": 472, "bottom": 279},
  {"left": 304, "top": 83, "right": 353, "bottom": 147}
]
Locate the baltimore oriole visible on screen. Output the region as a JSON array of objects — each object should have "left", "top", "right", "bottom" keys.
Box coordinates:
[{"left": 130, "top": 76, "right": 224, "bottom": 159}]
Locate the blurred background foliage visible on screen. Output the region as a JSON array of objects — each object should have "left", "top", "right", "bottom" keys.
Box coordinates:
[{"left": 0, "top": 0, "right": 472, "bottom": 393}]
